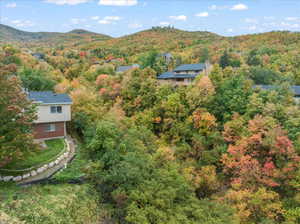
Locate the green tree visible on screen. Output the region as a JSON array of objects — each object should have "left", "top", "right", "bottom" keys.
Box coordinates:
[
  {"left": 85, "top": 120, "right": 237, "bottom": 224},
  {"left": 3, "top": 55, "right": 22, "bottom": 65},
  {"left": 18, "top": 68, "right": 56, "bottom": 91},
  {"left": 209, "top": 75, "right": 253, "bottom": 122},
  {"left": 194, "top": 47, "right": 210, "bottom": 63},
  {"left": 0, "top": 74, "right": 37, "bottom": 167},
  {"left": 138, "top": 51, "right": 159, "bottom": 69},
  {"left": 247, "top": 49, "right": 262, "bottom": 66},
  {"left": 219, "top": 51, "right": 230, "bottom": 69},
  {"left": 248, "top": 67, "right": 281, "bottom": 84},
  {"left": 121, "top": 68, "right": 158, "bottom": 116}
]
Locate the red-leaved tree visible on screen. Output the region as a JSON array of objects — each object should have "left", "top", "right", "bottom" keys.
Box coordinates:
[{"left": 222, "top": 115, "right": 300, "bottom": 190}]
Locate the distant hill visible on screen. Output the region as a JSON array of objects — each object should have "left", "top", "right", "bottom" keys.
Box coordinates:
[
  {"left": 67, "top": 29, "right": 100, "bottom": 35},
  {"left": 0, "top": 24, "right": 112, "bottom": 45},
  {"left": 82, "top": 26, "right": 224, "bottom": 55}
]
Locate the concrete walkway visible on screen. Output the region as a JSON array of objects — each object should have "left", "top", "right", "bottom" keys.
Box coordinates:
[{"left": 18, "top": 136, "right": 76, "bottom": 185}]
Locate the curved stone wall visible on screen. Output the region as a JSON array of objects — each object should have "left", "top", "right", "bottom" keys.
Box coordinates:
[{"left": 0, "top": 138, "right": 71, "bottom": 182}]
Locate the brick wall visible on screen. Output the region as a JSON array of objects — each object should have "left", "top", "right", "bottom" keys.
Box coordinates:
[{"left": 33, "top": 122, "right": 65, "bottom": 139}]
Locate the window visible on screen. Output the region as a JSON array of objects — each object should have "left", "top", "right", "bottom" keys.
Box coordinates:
[
  {"left": 45, "top": 124, "right": 56, "bottom": 132},
  {"left": 50, "top": 106, "right": 62, "bottom": 113},
  {"left": 57, "top": 106, "right": 62, "bottom": 113},
  {"left": 51, "top": 106, "right": 56, "bottom": 113}
]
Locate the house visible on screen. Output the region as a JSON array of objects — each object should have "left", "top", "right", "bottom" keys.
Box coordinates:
[
  {"left": 158, "top": 53, "right": 172, "bottom": 63},
  {"left": 28, "top": 91, "right": 72, "bottom": 140},
  {"left": 116, "top": 64, "right": 140, "bottom": 73},
  {"left": 157, "top": 63, "right": 208, "bottom": 85},
  {"left": 254, "top": 85, "right": 300, "bottom": 102},
  {"left": 32, "top": 53, "right": 45, "bottom": 60}
]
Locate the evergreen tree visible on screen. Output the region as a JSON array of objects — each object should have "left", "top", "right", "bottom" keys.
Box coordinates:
[{"left": 219, "top": 51, "right": 230, "bottom": 69}]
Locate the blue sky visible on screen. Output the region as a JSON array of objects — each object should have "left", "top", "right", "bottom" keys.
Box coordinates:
[{"left": 1, "top": 0, "right": 300, "bottom": 37}]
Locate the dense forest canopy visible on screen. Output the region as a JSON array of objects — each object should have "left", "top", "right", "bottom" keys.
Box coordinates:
[{"left": 1, "top": 25, "right": 300, "bottom": 223}]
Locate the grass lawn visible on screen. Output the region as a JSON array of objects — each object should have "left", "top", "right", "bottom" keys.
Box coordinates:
[
  {"left": 0, "top": 182, "right": 102, "bottom": 224},
  {"left": 0, "top": 139, "right": 65, "bottom": 176}
]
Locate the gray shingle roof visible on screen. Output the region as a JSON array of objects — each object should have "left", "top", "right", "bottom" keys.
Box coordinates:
[
  {"left": 157, "top": 72, "right": 197, "bottom": 79},
  {"left": 173, "top": 63, "right": 206, "bottom": 72},
  {"left": 254, "top": 85, "right": 300, "bottom": 96},
  {"left": 28, "top": 91, "right": 72, "bottom": 104}
]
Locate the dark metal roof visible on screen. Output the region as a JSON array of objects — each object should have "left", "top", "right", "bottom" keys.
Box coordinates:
[
  {"left": 157, "top": 72, "right": 197, "bottom": 79},
  {"left": 32, "top": 53, "right": 44, "bottom": 59},
  {"left": 116, "top": 64, "right": 139, "bottom": 73},
  {"left": 254, "top": 85, "right": 300, "bottom": 96},
  {"left": 28, "top": 91, "right": 72, "bottom": 104},
  {"left": 173, "top": 63, "right": 206, "bottom": 72}
]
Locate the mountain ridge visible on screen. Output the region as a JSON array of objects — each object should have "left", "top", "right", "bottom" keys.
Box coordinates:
[{"left": 0, "top": 24, "right": 112, "bottom": 44}]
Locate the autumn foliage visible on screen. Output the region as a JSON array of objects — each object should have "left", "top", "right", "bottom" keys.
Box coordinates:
[{"left": 222, "top": 115, "right": 300, "bottom": 190}]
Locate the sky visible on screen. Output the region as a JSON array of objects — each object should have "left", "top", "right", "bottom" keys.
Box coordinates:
[{"left": 0, "top": 0, "right": 300, "bottom": 37}]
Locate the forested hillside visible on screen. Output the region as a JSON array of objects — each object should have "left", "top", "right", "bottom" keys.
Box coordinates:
[
  {"left": 0, "top": 24, "right": 111, "bottom": 46},
  {"left": 1, "top": 25, "right": 300, "bottom": 223}
]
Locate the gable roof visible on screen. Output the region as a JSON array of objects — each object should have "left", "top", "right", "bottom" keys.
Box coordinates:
[
  {"left": 173, "top": 63, "right": 206, "bottom": 72},
  {"left": 157, "top": 72, "right": 198, "bottom": 79},
  {"left": 116, "top": 64, "right": 139, "bottom": 73},
  {"left": 28, "top": 91, "right": 72, "bottom": 104},
  {"left": 254, "top": 85, "right": 300, "bottom": 96}
]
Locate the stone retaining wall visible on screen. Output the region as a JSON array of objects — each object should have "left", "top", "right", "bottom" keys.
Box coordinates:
[{"left": 0, "top": 139, "right": 71, "bottom": 182}]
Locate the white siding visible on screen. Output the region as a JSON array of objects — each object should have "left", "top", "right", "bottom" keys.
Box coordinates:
[
  {"left": 175, "top": 70, "right": 202, "bottom": 75},
  {"left": 35, "top": 104, "right": 71, "bottom": 123}
]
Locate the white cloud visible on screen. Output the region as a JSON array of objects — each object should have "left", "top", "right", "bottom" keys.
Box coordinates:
[
  {"left": 264, "top": 16, "right": 275, "bottom": 20},
  {"left": 98, "top": 0, "right": 138, "bottom": 6},
  {"left": 291, "top": 24, "right": 300, "bottom": 28},
  {"left": 262, "top": 22, "right": 276, "bottom": 28},
  {"left": 209, "top": 5, "right": 217, "bottom": 10},
  {"left": 11, "top": 20, "right": 35, "bottom": 28},
  {"left": 231, "top": 3, "right": 248, "bottom": 11},
  {"left": 91, "top": 16, "right": 100, "bottom": 20},
  {"left": 104, "top": 16, "right": 121, "bottom": 21},
  {"left": 159, "top": 21, "right": 170, "bottom": 26},
  {"left": 98, "top": 16, "right": 121, "bottom": 24},
  {"left": 245, "top": 18, "right": 258, "bottom": 24},
  {"left": 281, "top": 22, "right": 300, "bottom": 29},
  {"left": 195, "top": 12, "right": 209, "bottom": 17},
  {"left": 98, "top": 19, "right": 111, "bottom": 24},
  {"left": 62, "top": 23, "right": 71, "bottom": 28},
  {"left": 6, "top": 2, "right": 17, "bottom": 8},
  {"left": 209, "top": 5, "right": 228, "bottom": 10},
  {"left": 248, "top": 25, "right": 257, "bottom": 31},
  {"left": 70, "top": 18, "right": 86, "bottom": 24},
  {"left": 128, "top": 22, "right": 143, "bottom": 29},
  {"left": 11, "top": 20, "right": 21, "bottom": 24},
  {"left": 227, "top": 28, "right": 233, "bottom": 32},
  {"left": 285, "top": 17, "right": 298, "bottom": 21},
  {"left": 45, "top": 0, "right": 90, "bottom": 5},
  {"left": 169, "top": 15, "right": 187, "bottom": 21}
]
